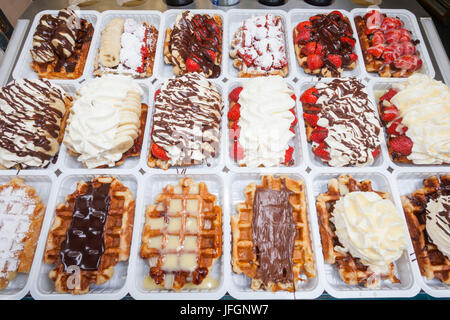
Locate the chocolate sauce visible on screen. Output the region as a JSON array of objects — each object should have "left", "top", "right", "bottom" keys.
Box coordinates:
[{"left": 60, "top": 182, "right": 111, "bottom": 271}]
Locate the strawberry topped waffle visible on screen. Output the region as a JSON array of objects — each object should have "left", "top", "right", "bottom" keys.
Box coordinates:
[
  {"left": 355, "top": 10, "right": 423, "bottom": 77},
  {"left": 293, "top": 11, "right": 358, "bottom": 77}
]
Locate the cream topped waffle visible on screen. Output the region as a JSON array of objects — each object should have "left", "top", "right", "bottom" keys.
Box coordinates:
[
  {"left": 140, "top": 178, "right": 222, "bottom": 290},
  {"left": 230, "top": 14, "right": 288, "bottom": 78},
  {"left": 0, "top": 79, "right": 69, "bottom": 169},
  {"left": 149, "top": 74, "right": 223, "bottom": 169},
  {"left": 301, "top": 78, "right": 382, "bottom": 167},
  {"left": 94, "top": 18, "right": 158, "bottom": 78}
]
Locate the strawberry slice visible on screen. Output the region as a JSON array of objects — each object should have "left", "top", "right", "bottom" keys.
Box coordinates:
[
  {"left": 372, "top": 148, "right": 381, "bottom": 158},
  {"left": 186, "top": 58, "right": 200, "bottom": 72},
  {"left": 230, "top": 141, "right": 245, "bottom": 161},
  {"left": 295, "top": 28, "right": 311, "bottom": 44},
  {"left": 310, "top": 126, "right": 328, "bottom": 143},
  {"left": 390, "top": 135, "right": 413, "bottom": 156},
  {"left": 327, "top": 54, "right": 342, "bottom": 68},
  {"left": 291, "top": 94, "right": 296, "bottom": 101},
  {"left": 349, "top": 53, "right": 358, "bottom": 62},
  {"left": 296, "top": 21, "right": 312, "bottom": 32},
  {"left": 206, "top": 49, "right": 216, "bottom": 61},
  {"left": 228, "top": 103, "right": 241, "bottom": 121},
  {"left": 372, "top": 31, "right": 385, "bottom": 46},
  {"left": 154, "top": 89, "right": 161, "bottom": 100},
  {"left": 381, "top": 105, "right": 399, "bottom": 122},
  {"left": 283, "top": 146, "right": 294, "bottom": 165},
  {"left": 402, "top": 41, "right": 416, "bottom": 55},
  {"left": 151, "top": 143, "right": 170, "bottom": 161},
  {"left": 398, "top": 28, "right": 411, "bottom": 42},
  {"left": 381, "top": 17, "right": 403, "bottom": 32},
  {"left": 364, "top": 10, "right": 382, "bottom": 34},
  {"left": 367, "top": 44, "right": 385, "bottom": 58},
  {"left": 314, "top": 142, "right": 331, "bottom": 160},
  {"left": 384, "top": 29, "right": 401, "bottom": 44},
  {"left": 303, "top": 113, "right": 319, "bottom": 127},
  {"left": 301, "top": 42, "right": 323, "bottom": 56},
  {"left": 340, "top": 36, "right": 355, "bottom": 48},
  {"left": 229, "top": 86, "right": 243, "bottom": 103},
  {"left": 307, "top": 54, "right": 323, "bottom": 71},
  {"left": 300, "top": 87, "right": 319, "bottom": 104},
  {"left": 309, "top": 15, "right": 322, "bottom": 23},
  {"left": 380, "top": 88, "right": 398, "bottom": 102},
  {"left": 394, "top": 55, "right": 418, "bottom": 71},
  {"left": 387, "top": 118, "right": 408, "bottom": 135},
  {"left": 383, "top": 50, "right": 399, "bottom": 65},
  {"left": 290, "top": 109, "right": 298, "bottom": 126},
  {"left": 330, "top": 11, "right": 344, "bottom": 19},
  {"left": 229, "top": 122, "right": 240, "bottom": 140}
]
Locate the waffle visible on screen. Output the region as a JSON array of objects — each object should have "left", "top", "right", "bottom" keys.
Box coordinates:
[
  {"left": 140, "top": 178, "right": 222, "bottom": 290},
  {"left": 231, "top": 175, "right": 315, "bottom": 292},
  {"left": 401, "top": 175, "right": 450, "bottom": 284},
  {"left": 316, "top": 174, "right": 401, "bottom": 287},
  {"left": 0, "top": 178, "right": 45, "bottom": 290},
  {"left": 44, "top": 176, "right": 135, "bottom": 294}
]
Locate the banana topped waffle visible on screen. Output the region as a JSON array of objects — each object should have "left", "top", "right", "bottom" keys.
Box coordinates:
[
  {"left": 354, "top": 10, "right": 422, "bottom": 78},
  {"left": 164, "top": 11, "right": 222, "bottom": 79},
  {"left": 30, "top": 7, "right": 94, "bottom": 80},
  {"left": 0, "top": 178, "right": 45, "bottom": 290},
  {"left": 44, "top": 176, "right": 135, "bottom": 295},
  {"left": 140, "top": 178, "right": 222, "bottom": 290},
  {"left": 94, "top": 18, "right": 158, "bottom": 78},
  {"left": 401, "top": 175, "right": 450, "bottom": 284},
  {"left": 231, "top": 175, "right": 315, "bottom": 292},
  {"left": 316, "top": 174, "right": 408, "bottom": 288},
  {"left": 230, "top": 14, "right": 288, "bottom": 78}
]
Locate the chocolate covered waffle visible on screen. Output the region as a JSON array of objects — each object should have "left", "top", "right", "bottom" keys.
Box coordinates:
[
  {"left": 0, "top": 79, "right": 70, "bottom": 169},
  {"left": 140, "top": 178, "right": 222, "bottom": 290},
  {"left": 44, "top": 176, "right": 135, "bottom": 294},
  {"left": 94, "top": 18, "right": 158, "bottom": 78},
  {"left": 401, "top": 175, "right": 450, "bottom": 284},
  {"left": 293, "top": 11, "right": 358, "bottom": 77},
  {"left": 30, "top": 7, "right": 94, "bottom": 79},
  {"left": 164, "top": 11, "right": 222, "bottom": 78},
  {"left": 149, "top": 74, "right": 223, "bottom": 169},
  {"left": 230, "top": 14, "right": 288, "bottom": 78},
  {"left": 231, "top": 175, "right": 315, "bottom": 292},
  {"left": 0, "top": 178, "right": 45, "bottom": 290}
]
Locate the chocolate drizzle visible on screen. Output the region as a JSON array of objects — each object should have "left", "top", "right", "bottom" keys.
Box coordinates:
[{"left": 60, "top": 182, "right": 111, "bottom": 271}]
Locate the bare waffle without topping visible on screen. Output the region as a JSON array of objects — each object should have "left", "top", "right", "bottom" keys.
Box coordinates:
[
  {"left": 140, "top": 178, "right": 222, "bottom": 290},
  {"left": 0, "top": 178, "right": 45, "bottom": 290},
  {"left": 231, "top": 175, "right": 315, "bottom": 292},
  {"left": 316, "top": 174, "right": 400, "bottom": 287},
  {"left": 401, "top": 175, "right": 450, "bottom": 284},
  {"left": 44, "top": 176, "right": 135, "bottom": 295}
]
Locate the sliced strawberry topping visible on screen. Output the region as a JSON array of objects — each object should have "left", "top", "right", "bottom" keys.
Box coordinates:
[
  {"left": 383, "top": 50, "right": 399, "bottom": 65},
  {"left": 300, "top": 87, "right": 319, "bottom": 104},
  {"left": 229, "top": 86, "right": 243, "bottom": 103},
  {"left": 380, "top": 88, "right": 398, "bottom": 102},
  {"left": 390, "top": 135, "right": 413, "bottom": 156},
  {"left": 291, "top": 94, "right": 296, "bottom": 101},
  {"left": 154, "top": 89, "right": 161, "bottom": 100},
  {"left": 186, "top": 58, "right": 200, "bottom": 72},
  {"left": 372, "top": 31, "right": 385, "bottom": 46},
  {"left": 206, "top": 49, "right": 216, "bottom": 61},
  {"left": 307, "top": 54, "right": 323, "bottom": 70},
  {"left": 151, "top": 143, "right": 170, "bottom": 161},
  {"left": 309, "top": 15, "right": 322, "bottom": 23},
  {"left": 381, "top": 105, "right": 399, "bottom": 122},
  {"left": 327, "top": 54, "right": 342, "bottom": 68},
  {"left": 387, "top": 118, "right": 408, "bottom": 135},
  {"left": 283, "top": 146, "right": 294, "bottom": 164},
  {"left": 230, "top": 141, "right": 245, "bottom": 161},
  {"left": 229, "top": 122, "right": 241, "bottom": 140},
  {"left": 296, "top": 21, "right": 312, "bottom": 32},
  {"left": 394, "top": 55, "right": 419, "bottom": 71},
  {"left": 372, "top": 148, "right": 381, "bottom": 158},
  {"left": 398, "top": 28, "right": 411, "bottom": 42},
  {"left": 384, "top": 29, "right": 401, "bottom": 44},
  {"left": 367, "top": 44, "right": 385, "bottom": 58},
  {"left": 314, "top": 142, "right": 331, "bottom": 160},
  {"left": 340, "top": 36, "right": 356, "bottom": 48},
  {"left": 303, "top": 113, "right": 319, "bottom": 127},
  {"left": 364, "top": 10, "right": 383, "bottom": 34},
  {"left": 349, "top": 53, "right": 358, "bottom": 62},
  {"left": 401, "top": 41, "right": 416, "bottom": 55},
  {"left": 228, "top": 103, "right": 241, "bottom": 121},
  {"left": 301, "top": 42, "right": 323, "bottom": 56},
  {"left": 381, "top": 17, "right": 403, "bottom": 32},
  {"left": 310, "top": 126, "right": 328, "bottom": 143},
  {"left": 330, "top": 11, "right": 344, "bottom": 19},
  {"left": 295, "top": 28, "right": 311, "bottom": 44},
  {"left": 290, "top": 109, "right": 298, "bottom": 126}
]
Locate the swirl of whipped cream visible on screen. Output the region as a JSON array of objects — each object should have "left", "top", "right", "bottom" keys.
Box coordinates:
[
  {"left": 391, "top": 74, "right": 450, "bottom": 164},
  {"left": 63, "top": 75, "right": 143, "bottom": 168},
  {"left": 426, "top": 195, "right": 450, "bottom": 259},
  {"left": 332, "top": 191, "right": 407, "bottom": 267},
  {"left": 237, "top": 76, "right": 294, "bottom": 167},
  {"left": 315, "top": 78, "right": 382, "bottom": 167}
]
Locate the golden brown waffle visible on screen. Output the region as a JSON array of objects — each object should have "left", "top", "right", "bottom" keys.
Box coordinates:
[
  {"left": 140, "top": 178, "right": 222, "bottom": 290},
  {"left": 231, "top": 175, "right": 315, "bottom": 292},
  {"left": 0, "top": 178, "right": 45, "bottom": 290},
  {"left": 316, "top": 174, "right": 400, "bottom": 287},
  {"left": 44, "top": 176, "right": 135, "bottom": 295},
  {"left": 401, "top": 175, "right": 450, "bottom": 284}
]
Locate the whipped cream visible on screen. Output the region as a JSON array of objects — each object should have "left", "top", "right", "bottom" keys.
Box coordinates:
[
  {"left": 332, "top": 191, "right": 407, "bottom": 268},
  {"left": 237, "top": 76, "right": 295, "bottom": 167},
  {"left": 391, "top": 74, "right": 450, "bottom": 164},
  {"left": 63, "top": 75, "right": 143, "bottom": 168},
  {"left": 120, "top": 19, "right": 147, "bottom": 72},
  {"left": 425, "top": 195, "right": 450, "bottom": 259}
]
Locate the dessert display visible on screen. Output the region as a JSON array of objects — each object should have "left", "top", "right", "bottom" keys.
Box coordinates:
[
  {"left": 140, "top": 178, "right": 222, "bottom": 290},
  {"left": 401, "top": 175, "right": 450, "bottom": 284},
  {"left": 30, "top": 7, "right": 94, "bottom": 79},
  {"left": 230, "top": 14, "right": 289, "bottom": 78},
  {"left": 228, "top": 76, "right": 296, "bottom": 167},
  {"left": 377, "top": 74, "right": 450, "bottom": 165},
  {"left": 231, "top": 175, "right": 315, "bottom": 292},
  {"left": 164, "top": 11, "right": 222, "bottom": 78},
  {"left": 0, "top": 79, "right": 70, "bottom": 169},
  {"left": 44, "top": 176, "right": 135, "bottom": 294},
  {"left": 293, "top": 11, "right": 358, "bottom": 77},
  {"left": 94, "top": 18, "right": 158, "bottom": 78},
  {"left": 301, "top": 78, "right": 382, "bottom": 167},
  {"left": 0, "top": 178, "right": 45, "bottom": 290},
  {"left": 63, "top": 75, "right": 148, "bottom": 169},
  {"left": 316, "top": 174, "right": 408, "bottom": 288},
  {"left": 355, "top": 10, "right": 423, "bottom": 77},
  {"left": 149, "top": 73, "right": 223, "bottom": 169}
]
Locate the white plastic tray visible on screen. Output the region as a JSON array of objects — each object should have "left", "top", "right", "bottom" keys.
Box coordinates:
[
  {"left": 393, "top": 170, "right": 450, "bottom": 298},
  {"left": 224, "top": 9, "right": 296, "bottom": 81},
  {"left": 0, "top": 172, "right": 57, "bottom": 300},
  {"left": 83, "top": 10, "right": 164, "bottom": 82},
  {"left": 224, "top": 78, "right": 307, "bottom": 173},
  {"left": 157, "top": 9, "right": 226, "bottom": 81},
  {"left": 30, "top": 171, "right": 140, "bottom": 300},
  {"left": 350, "top": 8, "right": 435, "bottom": 82},
  {"left": 12, "top": 9, "right": 101, "bottom": 83},
  {"left": 287, "top": 9, "right": 365, "bottom": 81},
  {"left": 128, "top": 172, "right": 228, "bottom": 300},
  {"left": 309, "top": 171, "right": 420, "bottom": 298}
]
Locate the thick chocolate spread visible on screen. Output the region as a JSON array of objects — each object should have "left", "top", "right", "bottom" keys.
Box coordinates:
[
  {"left": 252, "top": 181, "right": 296, "bottom": 286},
  {"left": 60, "top": 182, "right": 111, "bottom": 271}
]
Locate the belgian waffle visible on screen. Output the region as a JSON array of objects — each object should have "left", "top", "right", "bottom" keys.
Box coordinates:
[
  {"left": 316, "top": 174, "right": 400, "bottom": 287},
  {"left": 401, "top": 175, "right": 450, "bottom": 284},
  {"left": 0, "top": 178, "right": 45, "bottom": 290},
  {"left": 140, "top": 178, "right": 222, "bottom": 290},
  {"left": 231, "top": 175, "right": 315, "bottom": 292},
  {"left": 44, "top": 176, "right": 135, "bottom": 294}
]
